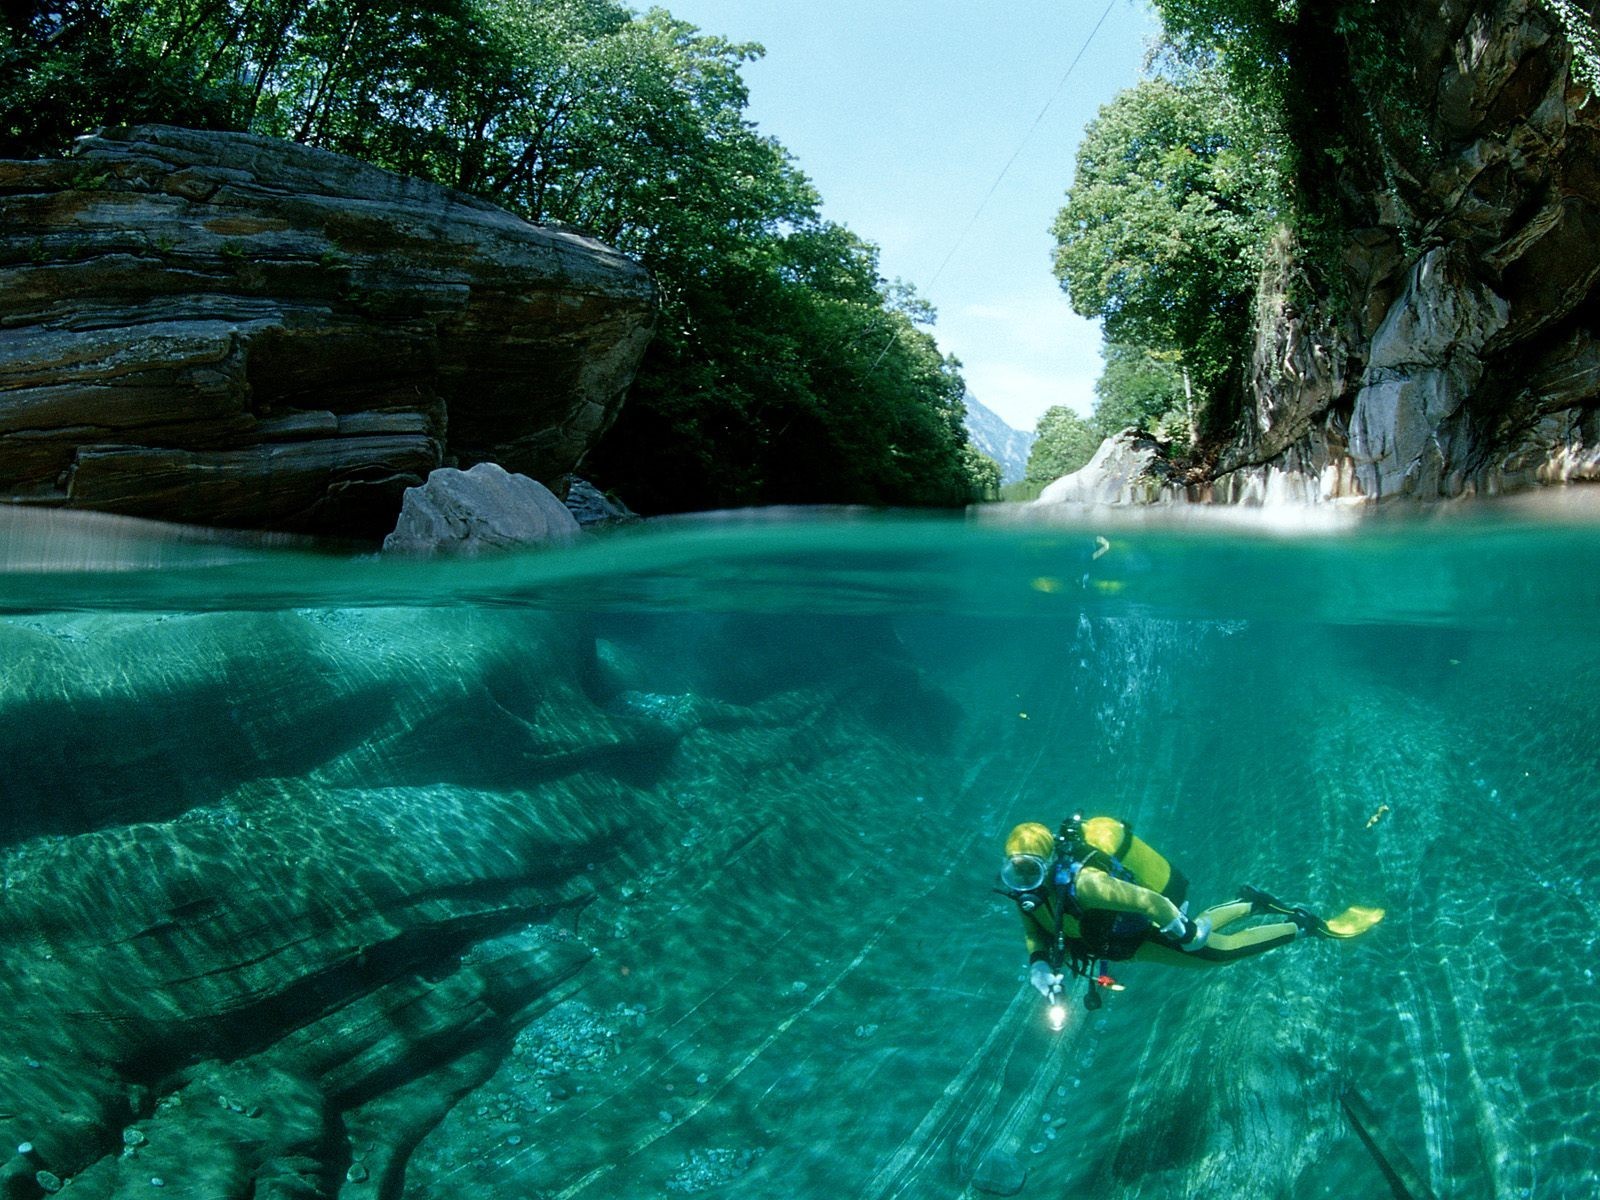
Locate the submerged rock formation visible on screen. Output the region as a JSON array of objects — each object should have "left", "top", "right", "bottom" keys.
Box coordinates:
[
  {"left": 4, "top": 516, "right": 1599, "bottom": 1198},
  {"left": 0, "top": 592, "right": 963, "bottom": 1199},
  {"left": 0, "top": 126, "right": 656, "bottom": 536}
]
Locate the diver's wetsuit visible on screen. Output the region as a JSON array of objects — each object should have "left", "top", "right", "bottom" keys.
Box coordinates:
[{"left": 1019, "top": 868, "right": 1300, "bottom": 968}]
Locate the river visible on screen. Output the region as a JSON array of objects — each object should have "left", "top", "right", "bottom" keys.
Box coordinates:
[{"left": 0, "top": 501, "right": 1594, "bottom": 1199}]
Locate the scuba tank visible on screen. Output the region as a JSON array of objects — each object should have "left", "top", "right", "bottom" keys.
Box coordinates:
[{"left": 1067, "top": 814, "right": 1189, "bottom": 910}]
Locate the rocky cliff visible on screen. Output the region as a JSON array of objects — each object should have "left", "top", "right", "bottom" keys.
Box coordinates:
[
  {"left": 1154, "top": 1, "right": 1600, "bottom": 505},
  {"left": 0, "top": 126, "right": 656, "bottom": 536}
]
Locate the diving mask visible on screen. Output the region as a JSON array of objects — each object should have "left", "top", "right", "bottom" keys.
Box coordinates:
[{"left": 997, "top": 853, "right": 1049, "bottom": 909}]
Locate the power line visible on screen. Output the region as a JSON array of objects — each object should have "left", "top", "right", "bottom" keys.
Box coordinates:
[
  {"left": 925, "top": 0, "right": 1120, "bottom": 293},
  {"left": 867, "top": 0, "right": 1121, "bottom": 376}
]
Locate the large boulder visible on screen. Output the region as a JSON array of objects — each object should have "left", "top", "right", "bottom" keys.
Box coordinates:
[
  {"left": 1035, "top": 430, "right": 1180, "bottom": 506},
  {"left": 0, "top": 125, "right": 656, "bottom": 535},
  {"left": 563, "top": 476, "right": 640, "bottom": 528},
  {"left": 382, "top": 463, "right": 581, "bottom": 554}
]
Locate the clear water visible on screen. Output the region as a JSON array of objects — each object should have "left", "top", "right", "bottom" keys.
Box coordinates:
[{"left": 1, "top": 504, "right": 1596, "bottom": 1200}]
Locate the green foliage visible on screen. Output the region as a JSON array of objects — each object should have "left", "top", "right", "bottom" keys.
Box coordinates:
[
  {"left": 1541, "top": 0, "right": 1600, "bottom": 95},
  {"left": 962, "top": 447, "right": 1002, "bottom": 501},
  {"left": 997, "top": 478, "right": 1046, "bottom": 503},
  {"left": 596, "top": 226, "right": 980, "bottom": 511},
  {"left": 1092, "top": 342, "right": 1189, "bottom": 441},
  {"left": 1149, "top": 0, "right": 1431, "bottom": 258},
  {"left": 1025, "top": 406, "right": 1101, "bottom": 485},
  {"left": 1052, "top": 70, "right": 1275, "bottom": 434},
  {"left": 2, "top": 0, "right": 986, "bottom": 512}
]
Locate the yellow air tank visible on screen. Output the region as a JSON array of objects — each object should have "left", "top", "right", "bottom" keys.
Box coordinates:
[{"left": 1079, "top": 816, "right": 1189, "bottom": 907}]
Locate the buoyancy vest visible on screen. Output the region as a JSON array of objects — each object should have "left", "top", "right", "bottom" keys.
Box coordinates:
[
  {"left": 1025, "top": 816, "right": 1191, "bottom": 967},
  {"left": 1077, "top": 816, "right": 1189, "bottom": 906}
]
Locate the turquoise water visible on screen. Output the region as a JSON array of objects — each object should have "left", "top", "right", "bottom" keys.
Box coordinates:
[{"left": 1, "top": 505, "right": 1597, "bottom": 1199}]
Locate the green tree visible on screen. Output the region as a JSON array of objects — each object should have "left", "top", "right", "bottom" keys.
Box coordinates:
[
  {"left": 1051, "top": 69, "right": 1275, "bottom": 440},
  {"left": 1, "top": 1, "right": 987, "bottom": 512},
  {"left": 1025, "top": 406, "right": 1100, "bottom": 485},
  {"left": 962, "top": 447, "right": 1002, "bottom": 501},
  {"left": 595, "top": 221, "right": 978, "bottom": 511},
  {"left": 1092, "top": 342, "right": 1189, "bottom": 441}
]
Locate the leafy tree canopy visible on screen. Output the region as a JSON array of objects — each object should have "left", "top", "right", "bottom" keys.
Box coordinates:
[
  {"left": 1, "top": 0, "right": 986, "bottom": 512},
  {"left": 962, "top": 446, "right": 1002, "bottom": 501},
  {"left": 1092, "top": 342, "right": 1189, "bottom": 442},
  {"left": 1025, "top": 405, "right": 1100, "bottom": 486},
  {"left": 1051, "top": 68, "right": 1276, "bottom": 438}
]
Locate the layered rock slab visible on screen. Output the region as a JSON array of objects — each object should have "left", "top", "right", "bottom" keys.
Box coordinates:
[
  {"left": 0, "top": 126, "right": 656, "bottom": 535},
  {"left": 0, "top": 561, "right": 966, "bottom": 1199}
]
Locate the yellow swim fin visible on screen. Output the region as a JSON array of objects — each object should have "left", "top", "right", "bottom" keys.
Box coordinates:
[{"left": 1322, "top": 906, "right": 1385, "bottom": 939}]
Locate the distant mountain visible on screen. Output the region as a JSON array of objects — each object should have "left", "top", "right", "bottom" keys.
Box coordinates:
[{"left": 962, "top": 392, "right": 1035, "bottom": 485}]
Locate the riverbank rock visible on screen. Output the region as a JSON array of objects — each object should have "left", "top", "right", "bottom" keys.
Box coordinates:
[
  {"left": 0, "top": 125, "right": 656, "bottom": 535},
  {"left": 382, "top": 463, "right": 581, "bottom": 554},
  {"left": 1038, "top": 2, "right": 1600, "bottom": 509},
  {"left": 1035, "top": 430, "right": 1180, "bottom": 506},
  {"left": 1216, "top": 1, "right": 1600, "bottom": 504},
  {"left": 564, "top": 477, "right": 640, "bottom": 528}
]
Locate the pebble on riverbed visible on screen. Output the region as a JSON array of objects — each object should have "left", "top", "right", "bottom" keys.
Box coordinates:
[{"left": 664, "top": 1147, "right": 762, "bottom": 1195}]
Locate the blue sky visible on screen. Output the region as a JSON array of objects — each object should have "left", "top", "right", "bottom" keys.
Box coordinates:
[{"left": 659, "top": 0, "right": 1161, "bottom": 432}]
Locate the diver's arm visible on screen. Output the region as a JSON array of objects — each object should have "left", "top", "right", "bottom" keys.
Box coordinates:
[
  {"left": 1075, "top": 867, "right": 1182, "bottom": 928},
  {"left": 1017, "top": 909, "right": 1050, "bottom": 962},
  {"left": 1017, "top": 911, "right": 1062, "bottom": 995}
]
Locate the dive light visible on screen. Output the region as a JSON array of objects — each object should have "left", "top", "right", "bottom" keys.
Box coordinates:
[{"left": 1047, "top": 984, "right": 1067, "bottom": 1031}]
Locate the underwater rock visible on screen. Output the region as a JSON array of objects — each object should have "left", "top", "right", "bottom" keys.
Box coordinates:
[
  {"left": 0, "top": 589, "right": 975, "bottom": 1199},
  {"left": 971, "top": 1149, "right": 1027, "bottom": 1196},
  {"left": 7, "top": 523, "right": 1600, "bottom": 1198},
  {"left": 381, "top": 463, "right": 581, "bottom": 554},
  {"left": 0, "top": 124, "right": 656, "bottom": 535}
]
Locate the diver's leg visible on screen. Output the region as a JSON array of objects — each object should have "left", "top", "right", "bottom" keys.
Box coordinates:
[
  {"left": 1206, "top": 920, "right": 1299, "bottom": 957},
  {"left": 1198, "top": 899, "right": 1253, "bottom": 932},
  {"left": 1131, "top": 920, "right": 1300, "bottom": 969}
]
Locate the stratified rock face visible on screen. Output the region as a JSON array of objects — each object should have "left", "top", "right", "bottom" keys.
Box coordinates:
[
  {"left": 0, "top": 125, "right": 657, "bottom": 535},
  {"left": 383, "top": 463, "right": 582, "bottom": 554},
  {"left": 1211, "top": 1, "right": 1600, "bottom": 503}
]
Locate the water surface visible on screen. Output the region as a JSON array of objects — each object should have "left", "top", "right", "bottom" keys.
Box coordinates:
[{"left": 1, "top": 503, "right": 1594, "bottom": 1199}]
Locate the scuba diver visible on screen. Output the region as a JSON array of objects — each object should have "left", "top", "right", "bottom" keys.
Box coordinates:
[{"left": 997, "top": 816, "right": 1383, "bottom": 1017}]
